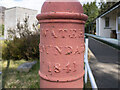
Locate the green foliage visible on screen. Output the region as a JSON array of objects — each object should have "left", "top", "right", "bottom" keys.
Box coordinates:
[
  {"left": 83, "top": 2, "right": 99, "bottom": 24},
  {"left": 83, "top": 1, "right": 99, "bottom": 33},
  {"left": 2, "top": 16, "right": 40, "bottom": 60},
  {"left": 83, "top": 1, "right": 116, "bottom": 33},
  {"left": 98, "top": 0, "right": 116, "bottom": 14},
  {"left": 7, "top": 16, "right": 36, "bottom": 39},
  {"left": 0, "top": 24, "right": 4, "bottom": 36},
  {"left": 2, "top": 34, "right": 39, "bottom": 60}
]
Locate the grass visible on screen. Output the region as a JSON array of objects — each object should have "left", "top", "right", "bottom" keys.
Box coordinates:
[
  {"left": 1, "top": 40, "right": 40, "bottom": 88},
  {"left": 0, "top": 61, "right": 1, "bottom": 89},
  {"left": 2, "top": 59, "right": 92, "bottom": 89},
  {"left": 0, "top": 39, "right": 91, "bottom": 88},
  {"left": 84, "top": 49, "right": 92, "bottom": 89},
  {"left": 0, "top": 40, "right": 4, "bottom": 60},
  {"left": 2, "top": 59, "right": 40, "bottom": 88},
  {"left": 84, "top": 77, "right": 92, "bottom": 89},
  {"left": 0, "top": 39, "right": 3, "bottom": 89}
]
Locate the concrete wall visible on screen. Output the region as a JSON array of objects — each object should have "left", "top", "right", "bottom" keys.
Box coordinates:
[
  {"left": 4, "top": 7, "right": 38, "bottom": 39},
  {"left": 0, "top": 6, "right": 6, "bottom": 25},
  {"left": 4, "top": 8, "right": 16, "bottom": 39},
  {"left": 0, "top": 12, "right": 3, "bottom": 25}
]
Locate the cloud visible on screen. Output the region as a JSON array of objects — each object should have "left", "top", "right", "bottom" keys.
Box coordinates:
[
  {"left": 14, "top": 0, "right": 23, "bottom": 1},
  {"left": 0, "top": 0, "right": 45, "bottom": 12},
  {"left": 0, "top": 0, "right": 98, "bottom": 13}
]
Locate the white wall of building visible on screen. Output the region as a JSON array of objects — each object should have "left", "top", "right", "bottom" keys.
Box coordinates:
[
  {"left": 99, "top": 17, "right": 111, "bottom": 38},
  {"left": 110, "top": 14, "right": 116, "bottom": 30},
  {"left": 4, "top": 7, "right": 38, "bottom": 39},
  {"left": 96, "top": 12, "right": 117, "bottom": 38},
  {"left": 95, "top": 6, "right": 120, "bottom": 40},
  {"left": 16, "top": 7, "right": 38, "bottom": 31},
  {"left": 96, "top": 18, "right": 99, "bottom": 36},
  {"left": 0, "top": 6, "right": 6, "bottom": 25},
  {"left": 4, "top": 8, "right": 17, "bottom": 39},
  {"left": 116, "top": 13, "right": 120, "bottom": 40},
  {"left": 117, "top": 33, "right": 120, "bottom": 39}
]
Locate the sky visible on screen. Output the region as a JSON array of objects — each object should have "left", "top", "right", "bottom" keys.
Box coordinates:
[{"left": 0, "top": 0, "right": 101, "bottom": 13}]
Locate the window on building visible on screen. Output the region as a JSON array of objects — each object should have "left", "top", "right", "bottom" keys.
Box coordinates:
[
  {"left": 118, "top": 16, "right": 120, "bottom": 32},
  {"left": 105, "top": 17, "right": 109, "bottom": 27}
]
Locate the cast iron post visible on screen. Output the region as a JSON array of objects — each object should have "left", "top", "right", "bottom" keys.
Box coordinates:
[{"left": 37, "top": 0, "right": 88, "bottom": 88}]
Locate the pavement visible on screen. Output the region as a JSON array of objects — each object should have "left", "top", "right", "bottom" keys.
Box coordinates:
[{"left": 88, "top": 37, "right": 120, "bottom": 88}]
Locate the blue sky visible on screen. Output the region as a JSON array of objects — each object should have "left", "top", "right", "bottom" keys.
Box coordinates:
[{"left": 0, "top": 0, "right": 102, "bottom": 13}]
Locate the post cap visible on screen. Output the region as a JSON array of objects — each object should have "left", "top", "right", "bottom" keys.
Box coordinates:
[{"left": 37, "top": 0, "right": 88, "bottom": 22}]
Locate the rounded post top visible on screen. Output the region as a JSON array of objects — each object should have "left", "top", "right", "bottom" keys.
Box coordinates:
[
  {"left": 36, "top": 0, "right": 88, "bottom": 22},
  {"left": 41, "top": 0, "right": 83, "bottom": 13}
]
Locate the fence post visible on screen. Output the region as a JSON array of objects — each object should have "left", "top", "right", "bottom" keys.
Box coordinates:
[
  {"left": 36, "top": 0, "right": 88, "bottom": 88},
  {"left": 84, "top": 38, "right": 88, "bottom": 84},
  {"left": 84, "top": 38, "right": 98, "bottom": 89}
]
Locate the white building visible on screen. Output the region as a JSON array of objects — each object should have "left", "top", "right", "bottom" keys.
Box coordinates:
[
  {"left": 4, "top": 7, "right": 38, "bottom": 39},
  {"left": 96, "top": 2, "right": 120, "bottom": 40},
  {"left": 0, "top": 6, "right": 6, "bottom": 25}
]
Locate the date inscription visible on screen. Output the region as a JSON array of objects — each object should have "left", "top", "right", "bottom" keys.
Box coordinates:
[{"left": 48, "top": 61, "right": 77, "bottom": 75}]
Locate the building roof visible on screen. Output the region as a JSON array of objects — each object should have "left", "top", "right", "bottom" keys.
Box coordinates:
[
  {"left": 97, "top": 1, "right": 120, "bottom": 18},
  {"left": 6, "top": 6, "right": 38, "bottom": 11},
  {"left": 0, "top": 6, "right": 6, "bottom": 12}
]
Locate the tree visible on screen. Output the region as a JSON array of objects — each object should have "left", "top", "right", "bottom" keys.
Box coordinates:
[
  {"left": 83, "top": 1, "right": 99, "bottom": 33},
  {"left": 83, "top": 0, "right": 117, "bottom": 33},
  {"left": 7, "top": 16, "right": 37, "bottom": 39},
  {"left": 98, "top": 0, "right": 116, "bottom": 14}
]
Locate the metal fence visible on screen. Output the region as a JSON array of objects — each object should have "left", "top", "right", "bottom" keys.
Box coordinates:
[
  {"left": 85, "top": 33, "right": 120, "bottom": 50},
  {"left": 84, "top": 38, "right": 98, "bottom": 89}
]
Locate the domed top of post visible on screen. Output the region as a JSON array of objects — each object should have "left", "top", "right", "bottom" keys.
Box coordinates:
[{"left": 36, "top": 0, "right": 88, "bottom": 22}]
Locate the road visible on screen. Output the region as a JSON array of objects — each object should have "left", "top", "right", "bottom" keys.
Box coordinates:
[{"left": 88, "top": 37, "right": 120, "bottom": 88}]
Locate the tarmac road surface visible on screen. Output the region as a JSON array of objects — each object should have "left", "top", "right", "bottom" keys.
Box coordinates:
[{"left": 88, "top": 37, "right": 120, "bottom": 88}]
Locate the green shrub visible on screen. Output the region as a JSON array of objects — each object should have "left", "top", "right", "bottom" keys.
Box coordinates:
[
  {"left": 0, "top": 24, "right": 4, "bottom": 36},
  {"left": 2, "top": 33, "right": 40, "bottom": 60},
  {"left": 2, "top": 16, "right": 40, "bottom": 60}
]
